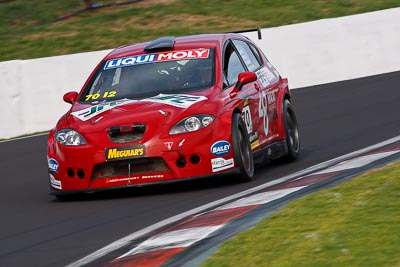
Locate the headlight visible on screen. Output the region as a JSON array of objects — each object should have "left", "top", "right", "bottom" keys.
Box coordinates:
[
  {"left": 170, "top": 114, "right": 214, "bottom": 135},
  {"left": 55, "top": 129, "right": 87, "bottom": 146}
]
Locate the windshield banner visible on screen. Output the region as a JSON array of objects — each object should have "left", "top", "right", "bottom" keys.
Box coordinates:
[{"left": 104, "top": 49, "right": 210, "bottom": 70}]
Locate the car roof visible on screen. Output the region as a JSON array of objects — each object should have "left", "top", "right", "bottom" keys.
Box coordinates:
[{"left": 104, "top": 33, "right": 247, "bottom": 60}]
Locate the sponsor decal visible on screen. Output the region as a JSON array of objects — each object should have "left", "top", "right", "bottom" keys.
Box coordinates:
[
  {"left": 49, "top": 174, "right": 62, "bottom": 190},
  {"left": 48, "top": 158, "right": 59, "bottom": 174},
  {"left": 71, "top": 98, "right": 137, "bottom": 121},
  {"left": 142, "top": 174, "right": 164, "bottom": 179},
  {"left": 106, "top": 145, "right": 145, "bottom": 161},
  {"left": 104, "top": 49, "right": 210, "bottom": 70},
  {"left": 251, "top": 140, "right": 260, "bottom": 150},
  {"left": 211, "top": 140, "right": 231, "bottom": 157},
  {"left": 145, "top": 93, "right": 207, "bottom": 108},
  {"left": 107, "top": 177, "right": 139, "bottom": 183},
  {"left": 250, "top": 131, "right": 260, "bottom": 149},
  {"left": 164, "top": 142, "right": 173, "bottom": 150},
  {"left": 211, "top": 158, "right": 234, "bottom": 172},
  {"left": 106, "top": 174, "right": 164, "bottom": 183},
  {"left": 71, "top": 93, "right": 207, "bottom": 122},
  {"left": 256, "top": 66, "right": 277, "bottom": 87},
  {"left": 249, "top": 131, "right": 258, "bottom": 143}
]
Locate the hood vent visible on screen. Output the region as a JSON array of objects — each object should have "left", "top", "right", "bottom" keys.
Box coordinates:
[{"left": 108, "top": 123, "right": 146, "bottom": 143}]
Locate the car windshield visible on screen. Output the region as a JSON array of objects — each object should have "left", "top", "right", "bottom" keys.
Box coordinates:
[{"left": 80, "top": 48, "right": 215, "bottom": 103}]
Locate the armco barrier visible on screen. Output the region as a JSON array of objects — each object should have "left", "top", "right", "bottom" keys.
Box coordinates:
[{"left": 0, "top": 8, "right": 399, "bottom": 139}]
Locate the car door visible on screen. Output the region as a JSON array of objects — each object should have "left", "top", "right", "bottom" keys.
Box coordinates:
[
  {"left": 223, "top": 40, "right": 261, "bottom": 150},
  {"left": 232, "top": 39, "right": 280, "bottom": 147}
]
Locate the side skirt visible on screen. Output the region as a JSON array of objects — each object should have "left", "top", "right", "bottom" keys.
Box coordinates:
[{"left": 253, "top": 140, "right": 288, "bottom": 164}]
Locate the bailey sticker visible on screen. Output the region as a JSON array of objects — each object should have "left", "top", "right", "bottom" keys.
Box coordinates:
[
  {"left": 48, "top": 158, "right": 59, "bottom": 174},
  {"left": 210, "top": 140, "right": 231, "bottom": 157}
]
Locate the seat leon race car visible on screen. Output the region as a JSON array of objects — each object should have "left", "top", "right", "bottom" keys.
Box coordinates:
[{"left": 47, "top": 32, "right": 300, "bottom": 196}]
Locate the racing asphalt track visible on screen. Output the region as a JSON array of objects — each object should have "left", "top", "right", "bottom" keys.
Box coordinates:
[{"left": 0, "top": 71, "right": 399, "bottom": 267}]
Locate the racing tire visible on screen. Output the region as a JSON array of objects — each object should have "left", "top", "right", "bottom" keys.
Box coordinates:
[
  {"left": 232, "top": 113, "right": 254, "bottom": 181},
  {"left": 282, "top": 99, "right": 300, "bottom": 161}
]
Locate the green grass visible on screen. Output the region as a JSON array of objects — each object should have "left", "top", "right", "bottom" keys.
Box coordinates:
[
  {"left": 203, "top": 161, "right": 400, "bottom": 267},
  {"left": 1, "top": 0, "right": 400, "bottom": 61}
]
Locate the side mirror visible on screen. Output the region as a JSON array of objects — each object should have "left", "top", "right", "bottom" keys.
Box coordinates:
[
  {"left": 63, "top": 91, "right": 78, "bottom": 104},
  {"left": 230, "top": 72, "right": 258, "bottom": 98},
  {"left": 234, "top": 72, "right": 257, "bottom": 92}
]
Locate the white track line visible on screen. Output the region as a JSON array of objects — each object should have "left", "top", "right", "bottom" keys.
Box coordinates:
[
  {"left": 118, "top": 225, "right": 224, "bottom": 258},
  {"left": 314, "top": 150, "right": 399, "bottom": 174},
  {"left": 66, "top": 134, "right": 400, "bottom": 267},
  {"left": 216, "top": 186, "right": 305, "bottom": 210}
]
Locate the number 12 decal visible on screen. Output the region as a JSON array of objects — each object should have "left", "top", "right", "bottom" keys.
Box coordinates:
[{"left": 85, "top": 91, "right": 116, "bottom": 101}]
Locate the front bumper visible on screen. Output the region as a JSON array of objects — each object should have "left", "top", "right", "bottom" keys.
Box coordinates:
[{"left": 47, "top": 124, "right": 236, "bottom": 194}]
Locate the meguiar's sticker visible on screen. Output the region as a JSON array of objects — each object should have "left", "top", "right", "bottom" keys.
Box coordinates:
[
  {"left": 104, "top": 49, "right": 210, "bottom": 70},
  {"left": 71, "top": 99, "right": 137, "bottom": 121},
  {"left": 105, "top": 145, "right": 145, "bottom": 161},
  {"left": 144, "top": 94, "right": 207, "bottom": 108}
]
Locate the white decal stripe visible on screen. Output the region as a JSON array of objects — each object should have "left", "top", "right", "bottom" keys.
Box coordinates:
[
  {"left": 216, "top": 186, "right": 306, "bottom": 210},
  {"left": 118, "top": 225, "right": 223, "bottom": 258},
  {"left": 314, "top": 151, "right": 399, "bottom": 175}
]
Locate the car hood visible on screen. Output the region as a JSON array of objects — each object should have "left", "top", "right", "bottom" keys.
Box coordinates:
[{"left": 65, "top": 95, "right": 212, "bottom": 134}]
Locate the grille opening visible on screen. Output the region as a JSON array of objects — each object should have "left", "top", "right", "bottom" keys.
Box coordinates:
[
  {"left": 92, "top": 157, "right": 170, "bottom": 180},
  {"left": 190, "top": 154, "right": 201, "bottom": 164},
  {"left": 77, "top": 169, "right": 85, "bottom": 179},
  {"left": 108, "top": 124, "right": 146, "bottom": 143},
  {"left": 176, "top": 157, "right": 186, "bottom": 168},
  {"left": 67, "top": 169, "right": 74, "bottom": 178}
]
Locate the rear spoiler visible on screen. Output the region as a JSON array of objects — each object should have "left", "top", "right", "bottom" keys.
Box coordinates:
[{"left": 226, "top": 28, "right": 262, "bottom": 40}]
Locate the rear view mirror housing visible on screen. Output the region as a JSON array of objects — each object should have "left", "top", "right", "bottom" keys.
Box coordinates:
[{"left": 63, "top": 91, "right": 78, "bottom": 104}]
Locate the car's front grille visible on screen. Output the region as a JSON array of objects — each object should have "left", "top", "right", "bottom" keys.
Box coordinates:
[
  {"left": 108, "top": 123, "right": 146, "bottom": 143},
  {"left": 91, "top": 157, "right": 170, "bottom": 180}
]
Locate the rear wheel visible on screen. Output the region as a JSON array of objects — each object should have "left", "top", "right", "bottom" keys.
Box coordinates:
[
  {"left": 282, "top": 99, "right": 300, "bottom": 161},
  {"left": 231, "top": 113, "right": 254, "bottom": 181}
]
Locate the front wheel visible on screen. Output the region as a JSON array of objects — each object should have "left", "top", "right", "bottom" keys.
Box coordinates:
[
  {"left": 231, "top": 113, "right": 254, "bottom": 181},
  {"left": 282, "top": 99, "right": 300, "bottom": 161}
]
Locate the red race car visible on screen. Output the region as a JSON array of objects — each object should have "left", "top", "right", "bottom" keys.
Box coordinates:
[{"left": 47, "top": 32, "right": 300, "bottom": 196}]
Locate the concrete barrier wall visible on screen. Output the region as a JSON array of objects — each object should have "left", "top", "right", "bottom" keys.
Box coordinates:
[
  {"left": 242, "top": 7, "right": 400, "bottom": 89},
  {"left": 1, "top": 8, "right": 399, "bottom": 139},
  {"left": 1, "top": 50, "right": 111, "bottom": 139}
]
